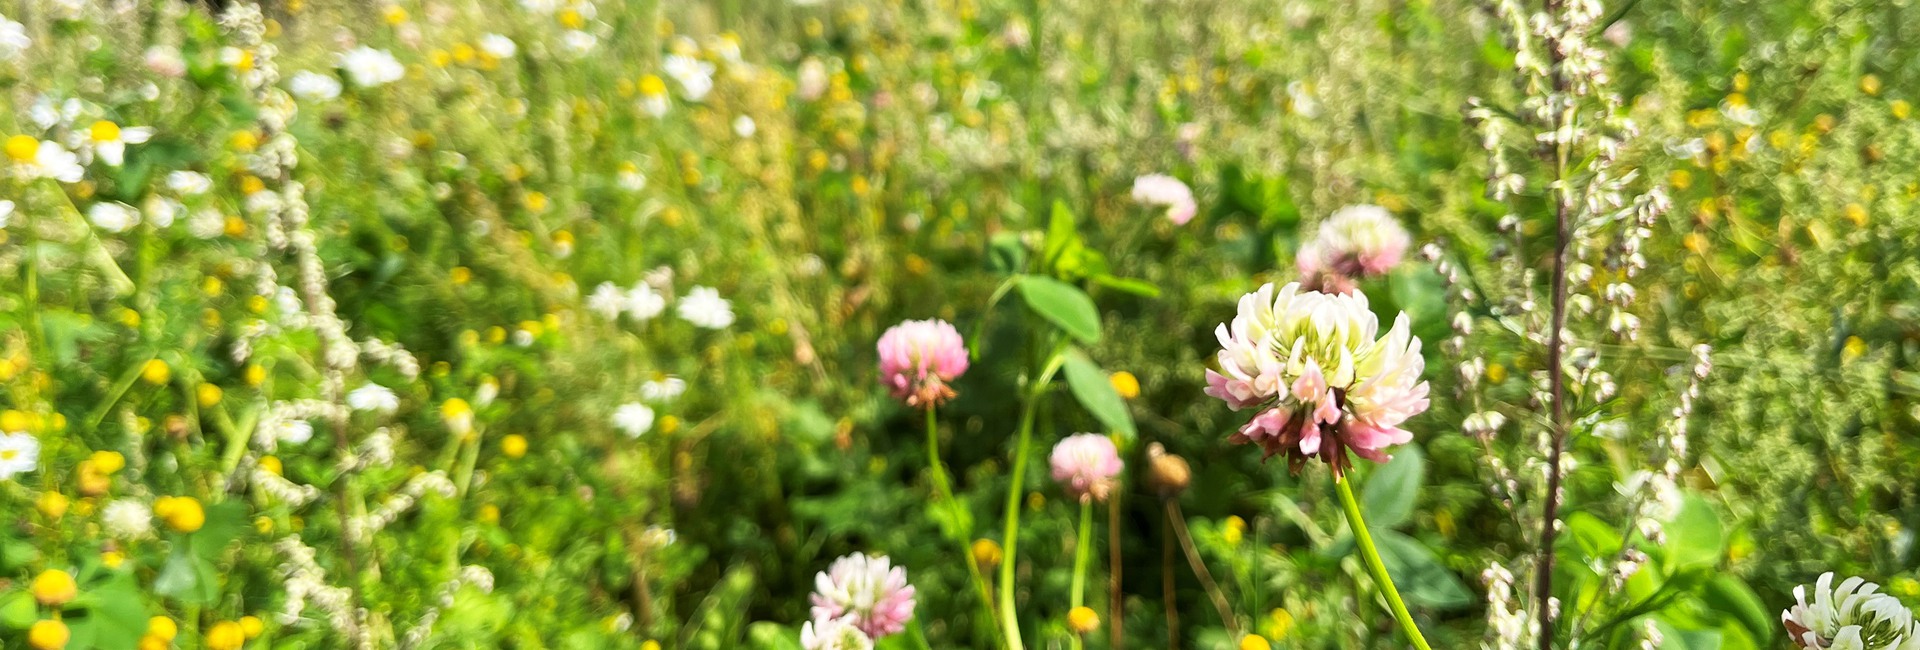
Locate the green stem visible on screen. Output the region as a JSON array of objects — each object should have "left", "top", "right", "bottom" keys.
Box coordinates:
[
  {"left": 999, "top": 343, "right": 1070, "bottom": 650},
  {"left": 1069, "top": 500, "right": 1093, "bottom": 650},
  {"left": 1335, "top": 473, "right": 1433, "bottom": 650},
  {"left": 926, "top": 406, "right": 1002, "bottom": 647}
]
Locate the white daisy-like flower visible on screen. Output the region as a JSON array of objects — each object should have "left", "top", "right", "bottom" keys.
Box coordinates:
[
  {"left": 289, "top": 70, "right": 343, "bottom": 101},
  {"left": 9, "top": 138, "right": 84, "bottom": 183},
  {"left": 102, "top": 499, "right": 154, "bottom": 538},
  {"left": 166, "top": 170, "right": 213, "bottom": 195},
  {"left": 640, "top": 376, "right": 687, "bottom": 402},
  {"left": 733, "top": 115, "right": 757, "bottom": 138},
  {"left": 0, "top": 15, "right": 30, "bottom": 63},
  {"left": 479, "top": 33, "right": 517, "bottom": 60},
  {"left": 84, "top": 120, "right": 154, "bottom": 167},
  {"left": 347, "top": 384, "right": 400, "bottom": 414},
  {"left": 1783, "top": 573, "right": 1920, "bottom": 650},
  {"left": 475, "top": 378, "right": 500, "bottom": 407},
  {"left": 613, "top": 402, "right": 655, "bottom": 438},
  {"left": 142, "top": 195, "right": 183, "bottom": 229},
  {"left": 627, "top": 283, "right": 667, "bottom": 321},
  {"left": 800, "top": 618, "right": 873, "bottom": 650},
  {"left": 0, "top": 200, "right": 13, "bottom": 228},
  {"left": 87, "top": 202, "right": 141, "bottom": 233},
  {"left": 617, "top": 161, "right": 648, "bottom": 191},
  {"left": 587, "top": 282, "right": 625, "bottom": 320},
  {"left": 27, "top": 97, "right": 81, "bottom": 131},
  {"left": 338, "top": 47, "right": 405, "bottom": 88},
  {"left": 0, "top": 431, "right": 39, "bottom": 479},
  {"left": 663, "top": 54, "right": 716, "bottom": 101},
  {"left": 1130, "top": 174, "right": 1197, "bottom": 225},
  {"left": 677, "top": 286, "right": 734, "bottom": 329},
  {"left": 561, "top": 30, "right": 598, "bottom": 57},
  {"left": 187, "top": 209, "right": 225, "bottom": 239},
  {"left": 276, "top": 419, "right": 315, "bottom": 445}
]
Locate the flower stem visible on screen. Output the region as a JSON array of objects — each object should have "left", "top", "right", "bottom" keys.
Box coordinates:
[
  {"left": 926, "top": 406, "right": 1001, "bottom": 647},
  {"left": 1334, "top": 473, "right": 1433, "bottom": 650},
  {"left": 1069, "top": 500, "right": 1093, "bottom": 650},
  {"left": 999, "top": 343, "right": 1070, "bottom": 650}
]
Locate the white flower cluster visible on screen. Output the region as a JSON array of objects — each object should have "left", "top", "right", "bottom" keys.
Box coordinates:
[
  {"left": 352, "top": 471, "right": 457, "bottom": 543},
  {"left": 276, "top": 535, "right": 368, "bottom": 647},
  {"left": 1783, "top": 573, "right": 1920, "bottom": 650}
]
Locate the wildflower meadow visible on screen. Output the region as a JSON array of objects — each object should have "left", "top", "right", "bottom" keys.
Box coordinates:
[{"left": 2, "top": 0, "right": 1918, "bottom": 648}]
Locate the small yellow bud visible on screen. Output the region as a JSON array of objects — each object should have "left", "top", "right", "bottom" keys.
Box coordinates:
[
  {"left": 205, "top": 621, "right": 245, "bottom": 650},
  {"left": 28, "top": 619, "right": 70, "bottom": 650},
  {"left": 230, "top": 131, "right": 258, "bottom": 151},
  {"left": 259, "top": 455, "right": 283, "bottom": 476},
  {"left": 450, "top": 266, "right": 472, "bottom": 285},
  {"left": 246, "top": 364, "right": 267, "bottom": 386},
  {"left": 32, "top": 569, "right": 78, "bottom": 606},
  {"left": 154, "top": 496, "right": 205, "bottom": 533},
  {"left": 198, "top": 383, "right": 224, "bottom": 408},
  {"left": 972, "top": 538, "right": 1003, "bottom": 568},
  {"left": 37, "top": 492, "right": 68, "bottom": 519},
  {"left": 240, "top": 616, "right": 264, "bottom": 638},
  {"left": 1223, "top": 515, "right": 1246, "bottom": 546},
  {"left": 141, "top": 359, "right": 171, "bottom": 385},
  {"left": 1108, "top": 371, "right": 1140, "bottom": 400},
  {"left": 1067, "top": 606, "right": 1099, "bottom": 634},
  {"left": 101, "top": 551, "right": 125, "bottom": 569},
  {"left": 137, "top": 635, "right": 166, "bottom": 650},
  {"left": 1240, "top": 633, "right": 1272, "bottom": 650},
  {"left": 501, "top": 434, "right": 528, "bottom": 459},
  {"left": 148, "top": 616, "right": 178, "bottom": 641},
  {"left": 478, "top": 504, "right": 500, "bottom": 524}
]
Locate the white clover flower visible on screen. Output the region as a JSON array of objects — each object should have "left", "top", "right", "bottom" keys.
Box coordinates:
[
  {"left": 0, "top": 431, "right": 39, "bottom": 479},
  {"left": 733, "top": 115, "right": 757, "bottom": 138},
  {"left": 276, "top": 419, "right": 315, "bottom": 445},
  {"left": 289, "top": 70, "right": 343, "bottom": 101},
  {"left": 1783, "top": 573, "right": 1920, "bottom": 650},
  {"left": 166, "top": 170, "right": 213, "bottom": 195},
  {"left": 144, "top": 45, "right": 186, "bottom": 78},
  {"left": 640, "top": 376, "right": 686, "bottom": 402},
  {"left": 1205, "top": 282, "right": 1430, "bottom": 474},
  {"left": 1295, "top": 205, "right": 1411, "bottom": 293},
  {"left": 809, "top": 553, "right": 917, "bottom": 638},
  {"left": 677, "top": 286, "right": 734, "bottom": 329},
  {"left": 613, "top": 402, "right": 655, "bottom": 438},
  {"left": 0, "top": 15, "right": 27, "bottom": 63},
  {"left": 1130, "top": 174, "right": 1197, "bottom": 225},
  {"left": 479, "top": 33, "right": 517, "bottom": 60},
  {"left": 338, "top": 47, "right": 405, "bottom": 88},
  {"left": 347, "top": 384, "right": 399, "bottom": 414},
  {"left": 11, "top": 138, "right": 84, "bottom": 183},
  {"left": 587, "top": 282, "right": 625, "bottom": 320},
  {"left": 627, "top": 283, "right": 667, "bottom": 321},
  {"left": 796, "top": 59, "right": 829, "bottom": 101},
  {"left": 801, "top": 618, "right": 873, "bottom": 650},
  {"left": 663, "top": 54, "right": 716, "bottom": 101},
  {"left": 187, "top": 209, "right": 225, "bottom": 239},
  {"left": 103, "top": 499, "right": 154, "bottom": 538},
  {"left": 87, "top": 201, "right": 141, "bottom": 233}
]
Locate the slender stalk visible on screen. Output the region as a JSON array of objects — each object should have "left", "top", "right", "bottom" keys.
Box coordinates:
[
  {"left": 1334, "top": 473, "right": 1433, "bottom": 650},
  {"left": 1069, "top": 500, "right": 1093, "bottom": 650},
  {"left": 1108, "top": 494, "right": 1124, "bottom": 648},
  {"left": 1164, "top": 499, "right": 1238, "bottom": 635},
  {"left": 998, "top": 344, "right": 1069, "bottom": 650},
  {"left": 925, "top": 406, "right": 1002, "bottom": 647},
  {"left": 1535, "top": 0, "right": 1576, "bottom": 644}
]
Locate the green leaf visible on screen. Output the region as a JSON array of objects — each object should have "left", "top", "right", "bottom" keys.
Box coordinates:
[
  {"left": 1562, "top": 512, "right": 1624, "bottom": 559},
  {"left": 745, "top": 622, "right": 804, "bottom": 650},
  {"left": 154, "top": 547, "right": 217, "bottom": 605},
  {"left": 1088, "top": 274, "right": 1162, "bottom": 298},
  {"left": 1702, "top": 575, "right": 1773, "bottom": 645},
  {"left": 1062, "top": 349, "right": 1137, "bottom": 440},
  {"left": 1015, "top": 276, "right": 1101, "bottom": 343},
  {"left": 188, "top": 500, "right": 251, "bottom": 561},
  {"left": 0, "top": 590, "right": 34, "bottom": 629},
  {"left": 1360, "top": 445, "right": 1425, "bottom": 528},
  {"left": 1373, "top": 530, "right": 1472, "bottom": 610},
  {"left": 1663, "top": 495, "right": 1724, "bottom": 571},
  {"left": 68, "top": 575, "right": 145, "bottom": 650}
]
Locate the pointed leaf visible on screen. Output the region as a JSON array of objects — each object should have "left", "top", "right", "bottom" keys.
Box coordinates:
[
  {"left": 1062, "top": 349, "right": 1136, "bottom": 440},
  {"left": 1360, "top": 445, "right": 1425, "bottom": 528},
  {"left": 1016, "top": 276, "right": 1101, "bottom": 343}
]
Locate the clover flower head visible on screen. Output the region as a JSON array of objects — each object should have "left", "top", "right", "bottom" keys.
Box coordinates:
[
  {"left": 613, "top": 402, "right": 655, "bottom": 438},
  {"left": 1204, "top": 282, "right": 1430, "bottom": 474},
  {"left": 1782, "top": 573, "right": 1920, "bottom": 650},
  {"left": 809, "top": 553, "right": 916, "bottom": 639},
  {"left": 801, "top": 617, "right": 873, "bottom": 650},
  {"left": 876, "top": 319, "right": 969, "bottom": 408},
  {"left": 1049, "top": 433, "right": 1123, "bottom": 503},
  {"left": 103, "top": 499, "right": 154, "bottom": 538},
  {"left": 347, "top": 384, "right": 399, "bottom": 414},
  {"left": 1131, "top": 174, "right": 1197, "bottom": 225},
  {"left": 289, "top": 70, "right": 343, "bottom": 101},
  {"left": 338, "top": 46, "right": 404, "bottom": 88},
  {"left": 677, "top": 286, "right": 734, "bottom": 329},
  {"left": 1296, "top": 205, "right": 1411, "bottom": 293}
]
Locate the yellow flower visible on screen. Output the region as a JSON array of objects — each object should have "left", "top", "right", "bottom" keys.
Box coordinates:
[
  {"left": 658, "top": 415, "right": 680, "bottom": 435},
  {"left": 501, "top": 434, "right": 528, "bottom": 459},
  {"left": 558, "top": 8, "right": 584, "bottom": 28},
  {"left": 382, "top": 5, "right": 408, "bottom": 24},
  {"left": 28, "top": 619, "right": 69, "bottom": 650},
  {"left": 197, "top": 384, "right": 224, "bottom": 408},
  {"left": 441, "top": 398, "right": 474, "bottom": 435},
  {"left": 0, "top": 409, "right": 26, "bottom": 432},
  {"left": 451, "top": 43, "right": 475, "bottom": 64},
  {"left": 101, "top": 551, "right": 124, "bottom": 569},
  {"left": 32, "top": 569, "right": 77, "bottom": 606},
  {"left": 639, "top": 74, "right": 668, "bottom": 97},
  {"left": 1485, "top": 363, "right": 1507, "bottom": 384},
  {"left": 245, "top": 364, "right": 267, "bottom": 386},
  {"left": 38, "top": 492, "right": 68, "bottom": 519},
  {"left": 450, "top": 266, "right": 473, "bottom": 285},
  {"left": 148, "top": 616, "right": 178, "bottom": 641},
  {"left": 478, "top": 504, "right": 500, "bottom": 524},
  {"left": 1894, "top": 100, "right": 1912, "bottom": 120},
  {"left": 239, "top": 616, "right": 264, "bottom": 639},
  {"left": 1845, "top": 203, "right": 1869, "bottom": 227},
  {"left": 1223, "top": 515, "right": 1246, "bottom": 546},
  {"left": 1240, "top": 634, "right": 1271, "bottom": 650},
  {"left": 224, "top": 216, "right": 249, "bottom": 237},
  {"left": 1843, "top": 336, "right": 1868, "bottom": 364},
  {"left": 972, "top": 538, "right": 1003, "bottom": 568},
  {"left": 137, "top": 635, "right": 166, "bottom": 650},
  {"left": 1266, "top": 607, "right": 1294, "bottom": 640},
  {"left": 640, "top": 642, "right": 662, "bottom": 650},
  {"left": 141, "top": 359, "right": 171, "bottom": 385},
  {"left": 205, "top": 621, "right": 245, "bottom": 650},
  {"left": 260, "top": 455, "right": 283, "bottom": 476},
  {"left": 1105, "top": 370, "right": 1141, "bottom": 399},
  {"left": 230, "top": 131, "right": 259, "bottom": 152},
  {"left": 1668, "top": 169, "right": 1692, "bottom": 191},
  {"left": 1862, "top": 74, "right": 1883, "bottom": 96},
  {"left": 154, "top": 496, "right": 206, "bottom": 533},
  {"left": 1067, "top": 606, "right": 1099, "bottom": 634}
]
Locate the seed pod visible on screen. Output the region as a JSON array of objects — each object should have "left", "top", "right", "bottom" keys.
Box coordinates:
[{"left": 1146, "top": 443, "right": 1190, "bottom": 497}]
